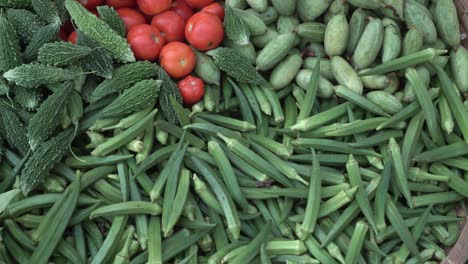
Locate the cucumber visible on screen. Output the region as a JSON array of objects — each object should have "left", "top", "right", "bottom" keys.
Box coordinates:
[
  {"left": 366, "top": 91, "right": 403, "bottom": 114},
  {"left": 303, "top": 58, "right": 334, "bottom": 81},
  {"left": 433, "top": 0, "right": 460, "bottom": 48},
  {"left": 251, "top": 28, "right": 278, "bottom": 49},
  {"left": 258, "top": 6, "right": 279, "bottom": 25},
  {"left": 21, "top": 129, "right": 75, "bottom": 195},
  {"left": 382, "top": 18, "right": 402, "bottom": 63},
  {"left": 65, "top": 0, "right": 135, "bottom": 62},
  {"left": 324, "top": 13, "right": 348, "bottom": 57},
  {"left": 269, "top": 53, "right": 303, "bottom": 90},
  {"left": 347, "top": 0, "right": 383, "bottom": 9},
  {"left": 295, "top": 22, "right": 325, "bottom": 42},
  {"left": 277, "top": 16, "right": 300, "bottom": 34},
  {"left": 404, "top": 0, "right": 437, "bottom": 44},
  {"left": 226, "top": 0, "right": 248, "bottom": 9},
  {"left": 297, "top": 0, "right": 332, "bottom": 22},
  {"left": 4, "top": 64, "right": 82, "bottom": 89},
  {"left": 90, "top": 61, "right": 158, "bottom": 102},
  {"left": 324, "top": 0, "right": 349, "bottom": 24},
  {"left": 352, "top": 17, "right": 384, "bottom": 70},
  {"left": 331, "top": 56, "right": 363, "bottom": 95},
  {"left": 207, "top": 47, "right": 265, "bottom": 84},
  {"left": 256, "top": 33, "right": 296, "bottom": 71},
  {"left": 402, "top": 26, "right": 423, "bottom": 56},
  {"left": 346, "top": 8, "right": 368, "bottom": 55},
  {"left": 235, "top": 8, "right": 267, "bottom": 36},
  {"left": 101, "top": 80, "right": 161, "bottom": 118},
  {"left": 0, "top": 13, "right": 22, "bottom": 72},
  {"left": 194, "top": 50, "right": 221, "bottom": 85},
  {"left": 271, "top": 0, "right": 296, "bottom": 16},
  {"left": 295, "top": 69, "right": 334, "bottom": 98},
  {"left": 28, "top": 82, "right": 73, "bottom": 150},
  {"left": 450, "top": 47, "right": 468, "bottom": 95},
  {"left": 246, "top": 0, "right": 268, "bottom": 12}
]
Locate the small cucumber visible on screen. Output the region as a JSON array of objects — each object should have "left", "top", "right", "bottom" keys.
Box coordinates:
[
  {"left": 295, "top": 69, "right": 334, "bottom": 99},
  {"left": 402, "top": 26, "right": 424, "bottom": 56},
  {"left": 303, "top": 58, "right": 334, "bottom": 81},
  {"left": 194, "top": 50, "right": 221, "bottom": 85},
  {"left": 277, "top": 16, "right": 300, "bottom": 34},
  {"left": 324, "top": 12, "right": 349, "bottom": 57},
  {"left": 450, "top": 47, "right": 468, "bottom": 95},
  {"left": 297, "top": 0, "right": 332, "bottom": 22},
  {"left": 269, "top": 53, "right": 303, "bottom": 90},
  {"left": 404, "top": 0, "right": 437, "bottom": 44},
  {"left": 433, "top": 0, "right": 460, "bottom": 48},
  {"left": 271, "top": 0, "right": 296, "bottom": 16},
  {"left": 258, "top": 7, "right": 279, "bottom": 25},
  {"left": 295, "top": 22, "right": 325, "bottom": 43},
  {"left": 382, "top": 18, "right": 401, "bottom": 63},
  {"left": 235, "top": 8, "right": 267, "bottom": 36},
  {"left": 251, "top": 28, "right": 279, "bottom": 49},
  {"left": 366, "top": 91, "right": 403, "bottom": 115},
  {"left": 246, "top": 0, "right": 268, "bottom": 12},
  {"left": 256, "top": 33, "right": 296, "bottom": 71},
  {"left": 352, "top": 17, "right": 384, "bottom": 70},
  {"left": 331, "top": 56, "right": 363, "bottom": 95}
]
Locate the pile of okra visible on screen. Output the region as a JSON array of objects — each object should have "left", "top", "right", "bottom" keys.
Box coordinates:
[{"left": 1, "top": 0, "right": 468, "bottom": 263}]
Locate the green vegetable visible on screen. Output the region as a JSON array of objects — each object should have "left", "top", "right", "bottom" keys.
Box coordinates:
[
  {"left": 65, "top": 0, "right": 134, "bottom": 62},
  {"left": 4, "top": 64, "right": 82, "bottom": 89}
]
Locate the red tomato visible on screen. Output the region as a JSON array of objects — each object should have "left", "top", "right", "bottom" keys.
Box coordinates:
[
  {"left": 202, "top": 2, "right": 224, "bottom": 20},
  {"left": 151, "top": 11, "right": 185, "bottom": 43},
  {"left": 160, "top": 42, "right": 196, "bottom": 78},
  {"left": 59, "top": 20, "right": 73, "bottom": 40},
  {"left": 127, "top": 24, "right": 165, "bottom": 61},
  {"left": 117, "top": 8, "right": 146, "bottom": 31},
  {"left": 106, "top": 0, "right": 136, "bottom": 8},
  {"left": 68, "top": 31, "right": 78, "bottom": 44},
  {"left": 170, "top": 0, "right": 194, "bottom": 22},
  {"left": 185, "top": 0, "right": 213, "bottom": 9},
  {"left": 77, "top": 0, "right": 104, "bottom": 10},
  {"left": 177, "top": 75, "right": 204, "bottom": 105},
  {"left": 137, "top": 0, "right": 172, "bottom": 15},
  {"left": 185, "top": 12, "right": 223, "bottom": 51}
]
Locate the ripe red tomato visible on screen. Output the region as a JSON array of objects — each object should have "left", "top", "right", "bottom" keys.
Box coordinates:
[
  {"left": 170, "top": 0, "right": 194, "bottom": 22},
  {"left": 106, "top": 0, "right": 136, "bottom": 8},
  {"left": 77, "top": 0, "right": 104, "bottom": 10},
  {"left": 117, "top": 8, "right": 146, "bottom": 31},
  {"left": 68, "top": 31, "right": 78, "bottom": 44},
  {"left": 185, "top": 0, "right": 213, "bottom": 9},
  {"left": 202, "top": 2, "right": 224, "bottom": 20},
  {"left": 185, "top": 12, "right": 223, "bottom": 51},
  {"left": 137, "top": 0, "right": 172, "bottom": 15},
  {"left": 127, "top": 24, "right": 166, "bottom": 61},
  {"left": 177, "top": 75, "right": 204, "bottom": 105},
  {"left": 59, "top": 20, "right": 73, "bottom": 40},
  {"left": 151, "top": 11, "right": 185, "bottom": 43},
  {"left": 160, "top": 42, "right": 196, "bottom": 78}
]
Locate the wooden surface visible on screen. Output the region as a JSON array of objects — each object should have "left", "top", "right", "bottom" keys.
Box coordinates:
[{"left": 442, "top": 2, "right": 468, "bottom": 264}]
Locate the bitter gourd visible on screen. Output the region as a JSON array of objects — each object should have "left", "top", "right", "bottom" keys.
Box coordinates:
[
  {"left": 6, "top": 9, "right": 45, "bottom": 44},
  {"left": 97, "top": 5, "right": 126, "bottom": 37},
  {"left": 0, "top": 0, "right": 31, "bottom": 8},
  {"left": 21, "top": 128, "right": 75, "bottom": 195},
  {"left": 38, "top": 41, "right": 93, "bottom": 67},
  {"left": 224, "top": 5, "right": 250, "bottom": 45},
  {"left": 3, "top": 63, "right": 82, "bottom": 88},
  {"left": 76, "top": 31, "right": 114, "bottom": 79},
  {"left": 207, "top": 47, "right": 266, "bottom": 84},
  {"left": 28, "top": 81, "right": 73, "bottom": 150},
  {"left": 101, "top": 79, "right": 161, "bottom": 118},
  {"left": 14, "top": 85, "right": 42, "bottom": 111},
  {"left": 158, "top": 67, "right": 183, "bottom": 124},
  {"left": 0, "top": 107, "right": 30, "bottom": 155},
  {"left": 32, "top": 0, "right": 61, "bottom": 25},
  {"left": 24, "top": 22, "right": 60, "bottom": 62},
  {"left": 0, "top": 13, "right": 22, "bottom": 72},
  {"left": 90, "top": 61, "right": 158, "bottom": 102},
  {"left": 65, "top": 0, "right": 135, "bottom": 62}
]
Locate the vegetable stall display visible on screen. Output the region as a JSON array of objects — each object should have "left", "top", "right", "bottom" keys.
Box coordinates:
[{"left": 0, "top": 0, "right": 467, "bottom": 263}]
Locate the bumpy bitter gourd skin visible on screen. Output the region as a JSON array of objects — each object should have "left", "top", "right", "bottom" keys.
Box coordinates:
[
  {"left": 101, "top": 80, "right": 161, "bottom": 118},
  {"left": 3, "top": 64, "right": 82, "bottom": 89},
  {"left": 64, "top": 0, "right": 135, "bottom": 63},
  {"left": 0, "top": 13, "right": 22, "bottom": 72}
]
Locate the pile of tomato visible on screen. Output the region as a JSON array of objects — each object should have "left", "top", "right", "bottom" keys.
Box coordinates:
[{"left": 61, "top": 0, "right": 226, "bottom": 105}]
